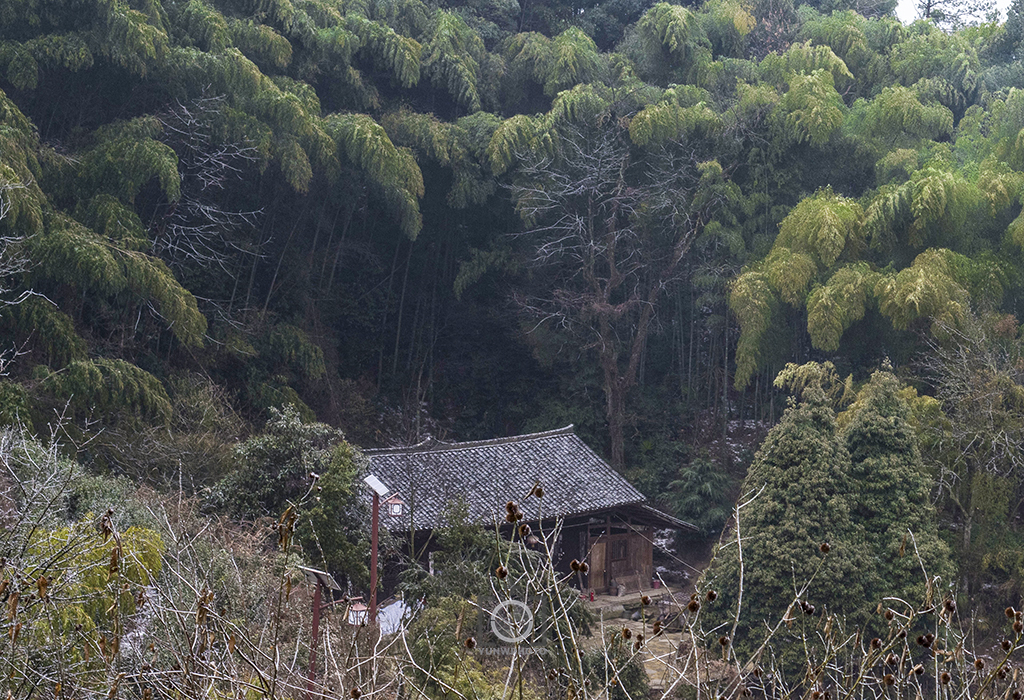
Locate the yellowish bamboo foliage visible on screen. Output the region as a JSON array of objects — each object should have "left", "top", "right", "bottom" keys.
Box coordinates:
[
  {"left": 326, "top": 113, "right": 424, "bottom": 236},
  {"left": 39, "top": 358, "right": 174, "bottom": 425},
  {"left": 849, "top": 86, "right": 953, "bottom": 145},
  {"left": 798, "top": 10, "right": 869, "bottom": 67},
  {"left": 74, "top": 195, "right": 148, "bottom": 251},
  {"left": 29, "top": 215, "right": 207, "bottom": 347},
  {"left": 730, "top": 269, "right": 776, "bottom": 388},
  {"left": 780, "top": 69, "right": 845, "bottom": 146},
  {"left": 422, "top": 10, "right": 485, "bottom": 112},
  {"left": 782, "top": 41, "right": 853, "bottom": 86},
  {"left": 548, "top": 83, "right": 609, "bottom": 124},
  {"left": 487, "top": 113, "right": 555, "bottom": 175},
  {"left": 775, "top": 187, "right": 863, "bottom": 268},
  {"left": 1006, "top": 210, "right": 1024, "bottom": 250},
  {"left": 977, "top": 161, "right": 1024, "bottom": 216},
  {"left": 700, "top": 0, "right": 755, "bottom": 58},
  {"left": 807, "top": 263, "right": 881, "bottom": 351},
  {"left": 907, "top": 167, "right": 974, "bottom": 247},
  {"left": 0, "top": 35, "right": 94, "bottom": 91},
  {"left": 629, "top": 101, "right": 721, "bottom": 146},
  {"left": 381, "top": 109, "right": 498, "bottom": 208},
  {"left": 874, "top": 248, "right": 967, "bottom": 331},
  {"left": 179, "top": 0, "right": 231, "bottom": 51},
  {"left": 863, "top": 182, "right": 911, "bottom": 250},
  {"left": 229, "top": 20, "right": 292, "bottom": 69},
  {"left": 889, "top": 29, "right": 979, "bottom": 113},
  {"left": 874, "top": 149, "right": 919, "bottom": 185},
  {"left": 634, "top": 3, "right": 711, "bottom": 79},
  {"left": 545, "top": 28, "right": 603, "bottom": 96},
  {"left": 765, "top": 249, "right": 817, "bottom": 305},
  {"left": 96, "top": 0, "right": 170, "bottom": 76},
  {"left": 79, "top": 115, "right": 179, "bottom": 202},
  {"left": 347, "top": 13, "right": 421, "bottom": 88},
  {"left": 0, "top": 297, "right": 86, "bottom": 366}
]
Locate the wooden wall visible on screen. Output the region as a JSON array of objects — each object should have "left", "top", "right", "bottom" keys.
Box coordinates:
[{"left": 585, "top": 525, "right": 654, "bottom": 594}]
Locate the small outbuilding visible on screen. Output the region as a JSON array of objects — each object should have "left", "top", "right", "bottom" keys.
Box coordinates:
[{"left": 365, "top": 425, "right": 695, "bottom": 594}]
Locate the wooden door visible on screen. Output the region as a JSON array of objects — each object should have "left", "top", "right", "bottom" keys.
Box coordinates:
[{"left": 589, "top": 541, "right": 606, "bottom": 593}]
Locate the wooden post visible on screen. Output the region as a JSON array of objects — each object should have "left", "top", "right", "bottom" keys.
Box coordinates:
[
  {"left": 370, "top": 491, "right": 379, "bottom": 624},
  {"left": 307, "top": 581, "right": 322, "bottom": 700}
]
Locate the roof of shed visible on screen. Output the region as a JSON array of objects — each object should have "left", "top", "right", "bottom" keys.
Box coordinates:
[{"left": 364, "top": 425, "right": 687, "bottom": 532}]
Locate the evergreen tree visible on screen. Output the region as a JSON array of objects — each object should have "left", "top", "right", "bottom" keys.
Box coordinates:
[
  {"left": 212, "top": 405, "right": 369, "bottom": 585},
  {"left": 839, "top": 366, "right": 955, "bottom": 601},
  {"left": 701, "top": 380, "right": 874, "bottom": 656}
]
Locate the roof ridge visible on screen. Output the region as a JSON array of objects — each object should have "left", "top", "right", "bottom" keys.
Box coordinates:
[{"left": 364, "top": 425, "right": 576, "bottom": 454}]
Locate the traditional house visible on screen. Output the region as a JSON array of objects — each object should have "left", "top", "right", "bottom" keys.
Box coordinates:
[{"left": 364, "top": 425, "right": 695, "bottom": 594}]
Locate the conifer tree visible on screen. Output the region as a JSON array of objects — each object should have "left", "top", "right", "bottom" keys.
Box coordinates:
[
  {"left": 839, "top": 366, "right": 955, "bottom": 600},
  {"left": 702, "top": 380, "right": 874, "bottom": 654}
]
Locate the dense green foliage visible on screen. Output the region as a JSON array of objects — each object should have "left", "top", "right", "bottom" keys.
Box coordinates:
[
  {"left": 702, "top": 364, "right": 954, "bottom": 653},
  {"left": 1, "top": 0, "right": 1024, "bottom": 640},
  {"left": 214, "top": 405, "right": 370, "bottom": 585},
  {"left": 701, "top": 380, "right": 874, "bottom": 651}
]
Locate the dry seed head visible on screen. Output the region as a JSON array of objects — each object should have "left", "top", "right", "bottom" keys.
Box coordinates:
[
  {"left": 871, "top": 637, "right": 882, "bottom": 650},
  {"left": 506, "top": 501, "right": 517, "bottom": 513},
  {"left": 819, "top": 542, "right": 831, "bottom": 554},
  {"left": 687, "top": 599, "right": 700, "bottom": 613},
  {"left": 1009, "top": 607, "right": 1018, "bottom": 619},
  {"left": 622, "top": 627, "right": 632, "bottom": 640},
  {"left": 633, "top": 641, "right": 642, "bottom": 652},
  {"left": 641, "top": 595, "right": 652, "bottom": 606},
  {"left": 518, "top": 523, "right": 531, "bottom": 537},
  {"left": 351, "top": 689, "right": 361, "bottom": 699},
  {"left": 706, "top": 590, "right": 718, "bottom": 602},
  {"left": 884, "top": 609, "right": 895, "bottom": 621},
  {"left": 885, "top": 654, "right": 898, "bottom": 666},
  {"left": 1015, "top": 620, "right": 1023, "bottom": 634},
  {"left": 547, "top": 670, "right": 557, "bottom": 681},
  {"left": 898, "top": 630, "right": 908, "bottom": 639},
  {"left": 975, "top": 659, "right": 985, "bottom": 671},
  {"left": 465, "top": 637, "right": 477, "bottom": 649},
  {"left": 1003, "top": 639, "right": 1013, "bottom": 652},
  {"left": 570, "top": 559, "right": 581, "bottom": 572},
  {"left": 941, "top": 672, "right": 951, "bottom": 685},
  {"left": 1013, "top": 691, "right": 1021, "bottom": 700},
  {"left": 884, "top": 674, "right": 895, "bottom": 686},
  {"left": 944, "top": 598, "right": 956, "bottom": 614},
  {"left": 580, "top": 562, "right": 589, "bottom": 573},
  {"left": 719, "top": 636, "right": 730, "bottom": 647},
  {"left": 913, "top": 664, "right": 925, "bottom": 676},
  {"left": 532, "top": 484, "right": 544, "bottom": 498},
  {"left": 999, "top": 668, "right": 1008, "bottom": 680},
  {"left": 496, "top": 565, "right": 508, "bottom": 580},
  {"left": 752, "top": 667, "right": 762, "bottom": 679}
]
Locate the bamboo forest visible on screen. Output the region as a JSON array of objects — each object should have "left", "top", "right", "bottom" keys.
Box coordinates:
[{"left": 3, "top": 0, "right": 1024, "bottom": 696}]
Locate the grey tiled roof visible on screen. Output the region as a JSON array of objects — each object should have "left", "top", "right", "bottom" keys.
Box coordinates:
[{"left": 364, "top": 426, "right": 648, "bottom": 531}]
